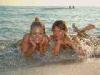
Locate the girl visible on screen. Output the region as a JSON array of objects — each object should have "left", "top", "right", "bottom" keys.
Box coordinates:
[
  {"left": 49, "top": 20, "right": 79, "bottom": 56},
  {"left": 20, "top": 17, "right": 49, "bottom": 58}
]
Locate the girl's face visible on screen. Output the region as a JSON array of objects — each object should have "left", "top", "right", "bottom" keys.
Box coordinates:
[
  {"left": 31, "top": 27, "right": 44, "bottom": 44},
  {"left": 52, "top": 26, "right": 65, "bottom": 40}
]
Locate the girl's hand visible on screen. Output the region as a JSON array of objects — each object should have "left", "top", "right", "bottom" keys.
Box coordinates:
[
  {"left": 53, "top": 40, "right": 61, "bottom": 56},
  {"left": 56, "top": 31, "right": 64, "bottom": 40},
  {"left": 40, "top": 36, "right": 49, "bottom": 49},
  {"left": 29, "top": 37, "right": 36, "bottom": 47},
  {"left": 39, "top": 36, "right": 49, "bottom": 55}
]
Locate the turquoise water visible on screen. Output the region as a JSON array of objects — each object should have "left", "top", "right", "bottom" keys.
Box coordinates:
[
  {"left": 0, "top": 6, "right": 100, "bottom": 40},
  {"left": 0, "top": 6, "right": 100, "bottom": 72}
]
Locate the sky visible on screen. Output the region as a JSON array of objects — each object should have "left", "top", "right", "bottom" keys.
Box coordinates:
[{"left": 0, "top": 0, "right": 100, "bottom": 6}]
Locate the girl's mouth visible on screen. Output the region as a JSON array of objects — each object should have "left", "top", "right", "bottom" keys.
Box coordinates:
[{"left": 35, "top": 38, "right": 40, "bottom": 43}]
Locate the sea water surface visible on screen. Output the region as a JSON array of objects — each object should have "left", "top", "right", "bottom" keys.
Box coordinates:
[{"left": 0, "top": 6, "right": 100, "bottom": 72}]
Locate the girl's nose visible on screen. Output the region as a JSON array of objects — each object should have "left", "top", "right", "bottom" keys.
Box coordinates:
[
  {"left": 54, "top": 31, "right": 59, "bottom": 34},
  {"left": 35, "top": 34, "right": 40, "bottom": 37}
]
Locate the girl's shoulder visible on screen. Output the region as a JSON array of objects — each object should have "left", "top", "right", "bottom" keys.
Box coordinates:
[
  {"left": 16, "top": 33, "right": 30, "bottom": 46},
  {"left": 48, "top": 35, "right": 54, "bottom": 41},
  {"left": 23, "top": 33, "right": 30, "bottom": 38}
]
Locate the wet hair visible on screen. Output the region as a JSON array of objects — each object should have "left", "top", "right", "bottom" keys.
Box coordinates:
[
  {"left": 52, "top": 20, "right": 70, "bottom": 40},
  {"left": 30, "top": 17, "right": 45, "bottom": 33},
  {"left": 52, "top": 20, "right": 68, "bottom": 32}
]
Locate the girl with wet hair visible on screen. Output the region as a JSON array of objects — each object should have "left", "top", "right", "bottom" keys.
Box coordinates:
[
  {"left": 49, "top": 20, "right": 77, "bottom": 56},
  {"left": 21, "top": 17, "right": 48, "bottom": 58}
]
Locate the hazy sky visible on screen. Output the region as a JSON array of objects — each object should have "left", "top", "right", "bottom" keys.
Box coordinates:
[{"left": 0, "top": 0, "right": 100, "bottom": 6}]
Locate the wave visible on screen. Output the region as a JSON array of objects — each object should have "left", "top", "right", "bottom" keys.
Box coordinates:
[
  {"left": 0, "top": 39, "right": 77, "bottom": 72},
  {"left": 0, "top": 36, "right": 99, "bottom": 72}
]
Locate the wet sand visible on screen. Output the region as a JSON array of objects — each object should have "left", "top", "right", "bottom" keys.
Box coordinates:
[{"left": 1, "top": 58, "right": 100, "bottom": 75}]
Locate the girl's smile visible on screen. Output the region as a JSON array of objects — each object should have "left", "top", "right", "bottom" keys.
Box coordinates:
[{"left": 31, "top": 27, "right": 44, "bottom": 44}]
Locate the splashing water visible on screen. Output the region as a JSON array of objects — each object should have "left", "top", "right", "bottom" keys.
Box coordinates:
[
  {"left": 80, "top": 36, "right": 100, "bottom": 59},
  {"left": 0, "top": 35, "right": 100, "bottom": 72}
]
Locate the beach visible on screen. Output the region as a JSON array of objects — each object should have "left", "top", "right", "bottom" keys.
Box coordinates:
[
  {"left": 1, "top": 58, "right": 100, "bottom": 75},
  {"left": 0, "top": 6, "right": 100, "bottom": 75}
]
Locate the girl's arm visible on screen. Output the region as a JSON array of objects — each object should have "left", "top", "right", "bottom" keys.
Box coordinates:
[
  {"left": 21, "top": 34, "right": 36, "bottom": 57},
  {"left": 21, "top": 34, "right": 30, "bottom": 53},
  {"left": 52, "top": 40, "right": 62, "bottom": 56}
]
